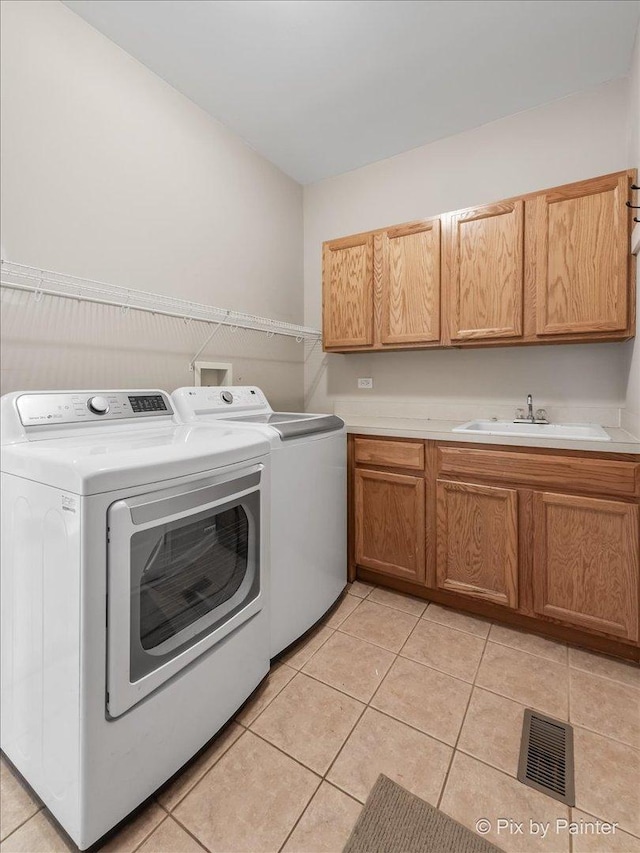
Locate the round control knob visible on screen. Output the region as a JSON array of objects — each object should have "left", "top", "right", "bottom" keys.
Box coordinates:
[
  {"left": 87, "top": 395, "right": 110, "bottom": 415},
  {"left": 221, "top": 391, "right": 234, "bottom": 405}
]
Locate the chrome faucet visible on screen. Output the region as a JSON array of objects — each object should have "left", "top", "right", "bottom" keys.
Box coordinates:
[
  {"left": 514, "top": 394, "right": 549, "bottom": 424},
  {"left": 526, "top": 393, "right": 534, "bottom": 422}
]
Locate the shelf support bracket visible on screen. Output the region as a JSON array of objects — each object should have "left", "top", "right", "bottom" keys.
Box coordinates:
[{"left": 189, "top": 320, "right": 225, "bottom": 372}]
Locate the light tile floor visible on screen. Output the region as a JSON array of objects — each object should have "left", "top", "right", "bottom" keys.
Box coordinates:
[{"left": 1, "top": 582, "right": 639, "bottom": 853}]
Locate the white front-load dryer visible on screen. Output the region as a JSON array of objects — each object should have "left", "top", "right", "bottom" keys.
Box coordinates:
[
  {"left": 172, "top": 386, "right": 347, "bottom": 657},
  {"left": 0, "top": 390, "right": 271, "bottom": 849}
]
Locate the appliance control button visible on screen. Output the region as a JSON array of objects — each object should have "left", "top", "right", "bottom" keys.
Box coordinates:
[
  {"left": 221, "top": 391, "right": 234, "bottom": 404},
  {"left": 87, "top": 395, "right": 110, "bottom": 415}
]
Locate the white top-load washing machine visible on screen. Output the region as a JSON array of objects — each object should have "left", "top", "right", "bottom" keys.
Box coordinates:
[
  {"left": 172, "top": 386, "right": 347, "bottom": 657},
  {"left": 1, "top": 389, "right": 271, "bottom": 850}
]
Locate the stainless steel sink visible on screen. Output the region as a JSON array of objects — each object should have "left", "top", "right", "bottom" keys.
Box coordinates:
[{"left": 452, "top": 420, "right": 611, "bottom": 441}]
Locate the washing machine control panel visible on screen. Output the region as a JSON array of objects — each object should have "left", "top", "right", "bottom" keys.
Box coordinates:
[
  {"left": 179, "top": 386, "right": 269, "bottom": 414},
  {"left": 16, "top": 391, "right": 173, "bottom": 426}
]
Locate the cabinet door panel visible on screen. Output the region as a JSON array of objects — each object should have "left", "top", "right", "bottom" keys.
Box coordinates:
[
  {"left": 533, "top": 493, "right": 639, "bottom": 641},
  {"left": 381, "top": 220, "right": 440, "bottom": 344},
  {"left": 355, "top": 469, "right": 425, "bottom": 582},
  {"left": 323, "top": 235, "right": 373, "bottom": 348},
  {"left": 533, "top": 173, "right": 629, "bottom": 335},
  {"left": 449, "top": 201, "right": 523, "bottom": 340},
  {"left": 436, "top": 480, "right": 518, "bottom": 608}
]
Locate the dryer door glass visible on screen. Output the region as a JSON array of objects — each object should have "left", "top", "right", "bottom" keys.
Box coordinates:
[{"left": 129, "top": 490, "right": 260, "bottom": 682}]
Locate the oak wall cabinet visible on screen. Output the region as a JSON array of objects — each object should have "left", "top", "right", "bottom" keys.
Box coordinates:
[
  {"left": 323, "top": 171, "right": 635, "bottom": 352},
  {"left": 529, "top": 173, "right": 630, "bottom": 339},
  {"left": 322, "top": 234, "right": 374, "bottom": 348},
  {"left": 380, "top": 219, "right": 441, "bottom": 345},
  {"left": 349, "top": 434, "right": 640, "bottom": 661},
  {"left": 445, "top": 200, "right": 524, "bottom": 343}
]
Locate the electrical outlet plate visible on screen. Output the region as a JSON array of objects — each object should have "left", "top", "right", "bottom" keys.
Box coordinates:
[{"left": 358, "top": 378, "right": 373, "bottom": 389}]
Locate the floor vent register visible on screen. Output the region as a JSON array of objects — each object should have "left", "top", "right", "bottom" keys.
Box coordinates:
[{"left": 517, "top": 708, "right": 575, "bottom": 806}]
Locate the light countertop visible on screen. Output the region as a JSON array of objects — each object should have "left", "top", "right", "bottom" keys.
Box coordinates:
[{"left": 343, "top": 416, "right": 640, "bottom": 455}]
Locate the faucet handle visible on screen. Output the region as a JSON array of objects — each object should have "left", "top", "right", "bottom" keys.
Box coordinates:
[
  {"left": 535, "top": 408, "right": 548, "bottom": 423},
  {"left": 515, "top": 408, "right": 525, "bottom": 420}
]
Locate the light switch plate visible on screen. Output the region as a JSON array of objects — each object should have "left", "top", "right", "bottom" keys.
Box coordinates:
[{"left": 358, "top": 378, "right": 373, "bottom": 389}]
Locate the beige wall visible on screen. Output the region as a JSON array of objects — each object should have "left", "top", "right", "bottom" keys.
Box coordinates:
[
  {"left": 0, "top": 0, "right": 305, "bottom": 410},
  {"left": 625, "top": 20, "right": 640, "bottom": 435},
  {"left": 303, "top": 78, "right": 633, "bottom": 423},
  {"left": 2, "top": 0, "right": 636, "bottom": 420}
]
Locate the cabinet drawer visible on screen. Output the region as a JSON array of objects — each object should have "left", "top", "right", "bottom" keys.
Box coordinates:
[
  {"left": 355, "top": 438, "right": 425, "bottom": 471},
  {"left": 438, "top": 447, "right": 639, "bottom": 498}
]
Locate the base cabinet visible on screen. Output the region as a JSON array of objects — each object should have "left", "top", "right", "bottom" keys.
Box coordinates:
[
  {"left": 350, "top": 435, "right": 640, "bottom": 660},
  {"left": 354, "top": 468, "right": 425, "bottom": 583},
  {"left": 532, "top": 492, "right": 639, "bottom": 642},
  {"left": 436, "top": 479, "right": 519, "bottom": 608}
]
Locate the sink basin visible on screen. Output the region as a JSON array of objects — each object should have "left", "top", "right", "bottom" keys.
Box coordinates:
[{"left": 452, "top": 420, "right": 611, "bottom": 441}]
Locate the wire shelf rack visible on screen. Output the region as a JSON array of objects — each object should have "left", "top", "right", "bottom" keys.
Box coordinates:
[{"left": 0, "top": 260, "right": 321, "bottom": 341}]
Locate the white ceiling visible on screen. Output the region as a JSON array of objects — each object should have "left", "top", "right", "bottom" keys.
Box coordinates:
[{"left": 62, "top": 0, "right": 640, "bottom": 184}]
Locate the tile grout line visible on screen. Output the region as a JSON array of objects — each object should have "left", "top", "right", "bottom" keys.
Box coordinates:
[
  {"left": 279, "top": 617, "right": 341, "bottom": 669},
  {"left": 277, "top": 595, "right": 406, "bottom": 816},
  {"left": 486, "top": 636, "right": 569, "bottom": 666},
  {"left": 315, "top": 622, "right": 405, "bottom": 790},
  {"left": 156, "top": 722, "right": 248, "bottom": 814},
  {"left": 346, "top": 585, "right": 374, "bottom": 602},
  {"left": 7, "top": 584, "right": 636, "bottom": 852},
  {"left": 322, "top": 776, "right": 368, "bottom": 807},
  {"left": 480, "top": 633, "right": 569, "bottom": 669},
  {"left": 275, "top": 777, "right": 324, "bottom": 852},
  {"left": 235, "top": 670, "right": 296, "bottom": 726},
  {"left": 297, "top": 608, "right": 579, "bottom": 762},
  {"left": 282, "top": 587, "right": 636, "bottom": 740},
  {"left": 421, "top": 620, "right": 491, "bottom": 641},
  {"left": 301, "top": 654, "right": 395, "bottom": 706},
  {"left": 0, "top": 803, "right": 44, "bottom": 846},
  {"left": 169, "top": 725, "right": 325, "bottom": 853},
  {"left": 165, "top": 809, "right": 215, "bottom": 853},
  {"left": 276, "top": 776, "right": 366, "bottom": 853},
  {"left": 324, "top": 590, "right": 365, "bottom": 629},
  {"left": 568, "top": 665, "right": 640, "bottom": 691},
  {"left": 394, "top": 648, "right": 484, "bottom": 687},
  {"left": 568, "top": 807, "right": 640, "bottom": 843},
  {"left": 138, "top": 588, "right": 639, "bottom": 851},
  {"left": 258, "top": 656, "right": 640, "bottom": 824},
  {"left": 362, "top": 591, "right": 428, "bottom": 619},
  {"left": 322, "top": 779, "right": 365, "bottom": 808},
  {"left": 568, "top": 673, "right": 574, "bottom": 853},
  {"left": 129, "top": 811, "right": 171, "bottom": 853},
  {"left": 248, "top": 725, "right": 326, "bottom": 783},
  {"left": 362, "top": 581, "right": 633, "bottom": 675},
  {"left": 295, "top": 598, "right": 487, "bottom": 816},
  {"left": 436, "top": 626, "right": 491, "bottom": 811},
  {"left": 334, "top": 624, "right": 417, "bottom": 656},
  {"left": 569, "top": 721, "right": 640, "bottom": 753}
]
